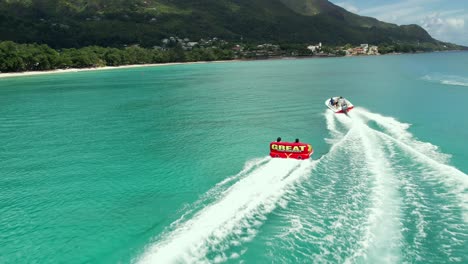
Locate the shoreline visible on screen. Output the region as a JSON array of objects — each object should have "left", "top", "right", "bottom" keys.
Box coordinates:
[
  {"left": 1, "top": 50, "right": 466, "bottom": 79},
  {"left": 0, "top": 60, "right": 239, "bottom": 79},
  {"left": 0, "top": 56, "right": 356, "bottom": 79}
]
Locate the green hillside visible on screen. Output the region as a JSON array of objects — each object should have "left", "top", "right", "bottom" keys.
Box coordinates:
[{"left": 0, "top": 0, "right": 448, "bottom": 48}]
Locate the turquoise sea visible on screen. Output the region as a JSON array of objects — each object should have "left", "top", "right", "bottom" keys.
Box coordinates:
[{"left": 1, "top": 52, "right": 467, "bottom": 263}]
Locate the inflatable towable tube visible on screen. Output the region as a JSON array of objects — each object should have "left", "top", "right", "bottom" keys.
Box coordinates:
[{"left": 270, "top": 141, "right": 313, "bottom": 160}]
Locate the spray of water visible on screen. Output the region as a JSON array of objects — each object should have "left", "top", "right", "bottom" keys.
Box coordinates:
[{"left": 137, "top": 159, "right": 315, "bottom": 263}]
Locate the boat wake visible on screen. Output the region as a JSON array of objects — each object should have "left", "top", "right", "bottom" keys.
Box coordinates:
[
  {"left": 267, "top": 108, "right": 468, "bottom": 263},
  {"left": 136, "top": 108, "right": 468, "bottom": 264},
  {"left": 422, "top": 74, "right": 468, "bottom": 87},
  {"left": 136, "top": 157, "right": 316, "bottom": 264}
]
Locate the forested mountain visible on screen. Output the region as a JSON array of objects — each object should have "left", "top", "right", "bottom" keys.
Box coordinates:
[{"left": 0, "top": 0, "right": 445, "bottom": 48}]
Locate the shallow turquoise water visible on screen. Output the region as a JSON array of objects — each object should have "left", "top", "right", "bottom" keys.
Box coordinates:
[{"left": 1, "top": 52, "right": 467, "bottom": 263}]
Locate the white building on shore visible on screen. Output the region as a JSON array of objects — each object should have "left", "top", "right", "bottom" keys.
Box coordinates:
[{"left": 307, "top": 42, "right": 322, "bottom": 53}]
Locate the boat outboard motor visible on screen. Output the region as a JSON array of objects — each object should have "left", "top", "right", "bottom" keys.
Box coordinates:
[{"left": 342, "top": 101, "right": 349, "bottom": 114}]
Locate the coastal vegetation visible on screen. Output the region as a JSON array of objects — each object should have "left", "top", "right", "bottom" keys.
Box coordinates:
[
  {"left": 0, "top": 40, "right": 234, "bottom": 72},
  {"left": 0, "top": 0, "right": 466, "bottom": 73},
  {"left": 1, "top": 40, "right": 463, "bottom": 73}
]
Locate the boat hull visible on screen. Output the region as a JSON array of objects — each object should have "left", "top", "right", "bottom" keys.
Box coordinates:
[{"left": 325, "top": 97, "right": 354, "bottom": 113}]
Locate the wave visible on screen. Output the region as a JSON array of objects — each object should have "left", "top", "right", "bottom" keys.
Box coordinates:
[{"left": 422, "top": 74, "right": 468, "bottom": 87}]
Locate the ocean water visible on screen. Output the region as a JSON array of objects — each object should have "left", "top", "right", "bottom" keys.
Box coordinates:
[{"left": 1, "top": 52, "right": 467, "bottom": 264}]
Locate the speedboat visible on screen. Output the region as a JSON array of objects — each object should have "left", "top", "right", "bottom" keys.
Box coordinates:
[
  {"left": 325, "top": 97, "right": 354, "bottom": 114},
  {"left": 270, "top": 137, "right": 313, "bottom": 160}
]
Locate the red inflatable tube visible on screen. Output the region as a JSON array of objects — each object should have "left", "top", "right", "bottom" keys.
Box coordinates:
[{"left": 270, "top": 142, "right": 313, "bottom": 160}]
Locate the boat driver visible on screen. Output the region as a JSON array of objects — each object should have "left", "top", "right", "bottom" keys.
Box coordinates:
[{"left": 337, "top": 96, "right": 344, "bottom": 107}]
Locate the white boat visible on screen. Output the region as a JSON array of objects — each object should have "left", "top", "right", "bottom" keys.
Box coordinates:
[{"left": 325, "top": 97, "right": 354, "bottom": 114}]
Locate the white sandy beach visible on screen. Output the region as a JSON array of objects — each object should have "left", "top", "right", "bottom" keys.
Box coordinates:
[{"left": 0, "top": 60, "right": 237, "bottom": 79}]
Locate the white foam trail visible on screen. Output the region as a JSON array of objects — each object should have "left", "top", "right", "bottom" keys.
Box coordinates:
[
  {"left": 270, "top": 112, "right": 403, "bottom": 262},
  {"left": 215, "top": 156, "right": 270, "bottom": 187},
  {"left": 354, "top": 107, "right": 451, "bottom": 163},
  {"left": 266, "top": 109, "right": 466, "bottom": 262},
  {"left": 325, "top": 110, "right": 343, "bottom": 143},
  {"left": 372, "top": 127, "right": 468, "bottom": 223},
  {"left": 356, "top": 107, "right": 467, "bottom": 221},
  {"left": 423, "top": 74, "right": 468, "bottom": 87},
  {"left": 343, "top": 115, "right": 402, "bottom": 263},
  {"left": 378, "top": 132, "right": 430, "bottom": 257},
  {"left": 171, "top": 157, "right": 270, "bottom": 229},
  {"left": 137, "top": 159, "right": 315, "bottom": 264},
  {"left": 285, "top": 127, "right": 373, "bottom": 262},
  {"left": 441, "top": 80, "right": 468, "bottom": 87},
  {"left": 351, "top": 108, "right": 468, "bottom": 262},
  {"left": 367, "top": 118, "right": 468, "bottom": 260}
]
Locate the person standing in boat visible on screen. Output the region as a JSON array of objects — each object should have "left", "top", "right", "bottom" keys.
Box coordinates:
[
  {"left": 337, "top": 96, "right": 345, "bottom": 108},
  {"left": 330, "top": 97, "right": 339, "bottom": 108}
]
